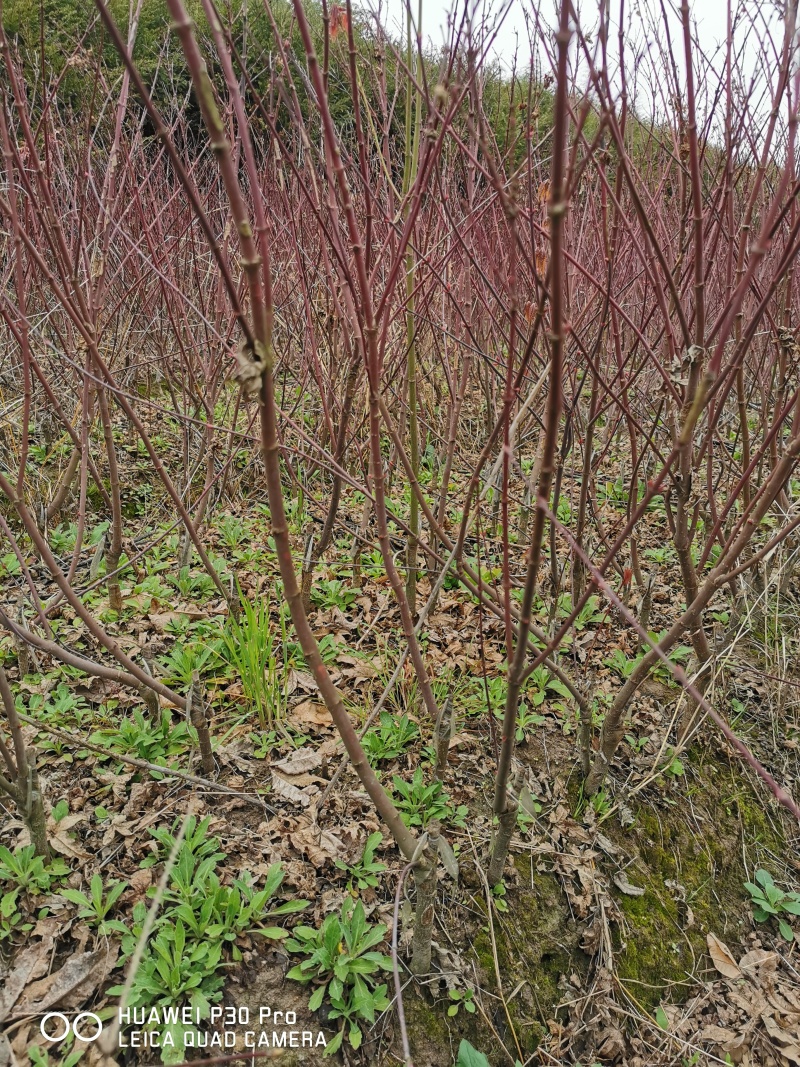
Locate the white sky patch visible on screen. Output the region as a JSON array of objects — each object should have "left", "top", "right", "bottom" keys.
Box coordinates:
[{"left": 360, "top": 0, "right": 790, "bottom": 140}]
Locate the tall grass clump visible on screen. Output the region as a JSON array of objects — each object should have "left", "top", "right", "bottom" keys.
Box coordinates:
[{"left": 220, "top": 593, "right": 285, "bottom": 730}]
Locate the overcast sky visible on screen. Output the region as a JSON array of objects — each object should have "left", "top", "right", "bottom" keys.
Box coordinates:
[
  {"left": 369, "top": 0, "right": 786, "bottom": 126},
  {"left": 374, "top": 0, "right": 779, "bottom": 59}
]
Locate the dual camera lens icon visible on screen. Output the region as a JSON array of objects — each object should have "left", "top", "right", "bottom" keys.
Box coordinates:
[{"left": 39, "top": 1012, "right": 103, "bottom": 1043}]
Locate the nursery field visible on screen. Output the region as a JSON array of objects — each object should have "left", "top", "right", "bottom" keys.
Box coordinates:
[{"left": 1, "top": 0, "right": 800, "bottom": 1065}]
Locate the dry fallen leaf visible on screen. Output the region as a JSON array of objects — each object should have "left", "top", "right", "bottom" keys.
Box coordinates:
[
  {"left": 594, "top": 833, "right": 618, "bottom": 857},
  {"left": 596, "top": 1027, "right": 625, "bottom": 1059},
  {"left": 18, "top": 947, "right": 118, "bottom": 1014},
  {"left": 148, "top": 610, "right": 201, "bottom": 632},
  {"left": 762, "top": 1011, "right": 800, "bottom": 1061},
  {"left": 290, "top": 700, "right": 333, "bottom": 729},
  {"left": 129, "top": 868, "right": 153, "bottom": 898},
  {"left": 285, "top": 668, "right": 317, "bottom": 694},
  {"left": 0, "top": 938, "right": 53, "bottom": 1023},
  {"left": 10, "top": 1022, "right": 32, "bottom": 1063},
  {"left": 697, "top": 1023, "right": 738, "bottom": 1045},
  {"left": 739, "top": 948, "right": 778, "bottom": 973},
  {"left": 271, "top": 772, "right": 312, "bottom": 808},
  {"left": 612, "top": 871, "right": 645, "bottom": 897},
  {"left": 707, "top": 932, "right": 742, "bottom": 980},
  {"left": 17, "top": 812, "right": 90, "bottom": 859},
  {"left": 273, "top": 747, "right": 323, "bottom": 774},
  {"left": 51, "top": 812, "right": 91, "bottom": 856},
  {"left": 447, "top": 731, "right": 474, "bottom": 749},
  {"left": 290, "top": 821, "right": 346, "bottom": 867},
  {"left": 279, "top": 771, "right": 325, "bottom": 788},
  {"left": 0, "top": 1032, "right": 13, "bottom": 1067}
]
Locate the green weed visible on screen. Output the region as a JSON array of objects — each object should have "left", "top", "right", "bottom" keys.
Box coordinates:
[
  {"left": 391, "top": 767, "right": 468, "bottom": 829},
  {"left": 285, "top": 898, "right": 391, "bottom": 1055},
  {"left": 744, "top": 869, "right": 800, "bottom": 941},
  {"left": 335, "top": 832, "right": 387, "bottom": 891}
]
